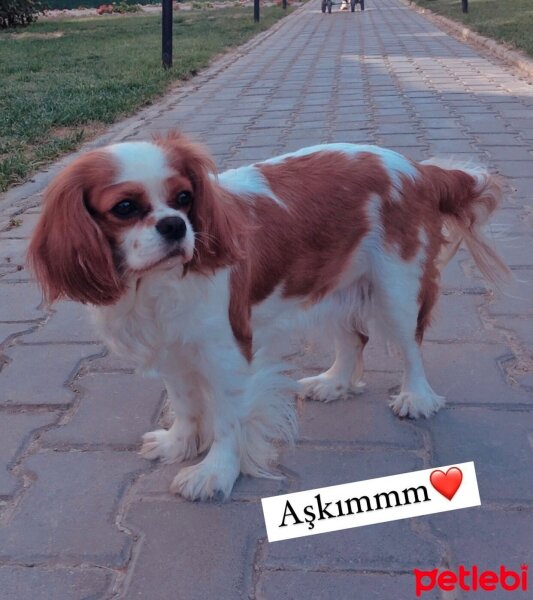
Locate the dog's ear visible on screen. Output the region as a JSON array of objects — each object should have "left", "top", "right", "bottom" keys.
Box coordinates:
[
  {"left": 157, "top": 131, "right": 247, "bottom": 272},
  {"left": 27, "top": 152, "right": 124, "bottom": 306}
]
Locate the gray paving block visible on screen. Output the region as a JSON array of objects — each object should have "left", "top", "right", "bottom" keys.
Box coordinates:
[
  {"left": 0, "top": 322, "right": 37, "bottom": 346},
  {"left": 297, "top": 371, "right": 421, "bottom": 447},
  {"left": 0, "top": 212, "right": 41, "bottom": 240},
  {"left": 424, "top": 292, "right": 495, "bottom": 343},
  {"left": 1, "top": 344, "right": 100, "bottom": 406},
  {"left": 0, "top": 282, "right": 45, "bottom": 322},
  {"left": 0, "top": 450, "right": 145, "bottom": 564},
  {"left": 280, "top": 445, "right": 423, "bottom": 494},
  {"left": 487, "top": 269, "right": 533, "bottom": 315},
  {"left": 24, "top": 301, "right": 100, "bottom": 343},
  {"left": 42, "top": 371, "right": 163, "bottom": 448},
  {"left": 0, "top": 238, "right": 28, "bottom": 266},
  {"left": 0, "top": 566, "right": 110, "bottom": 600},
  {"left": 0, "top": 411, "right": 58, "bottom": 497},
  {"left": 423, "top": 342, "right": 528, "bottom": 406},
  {"left": 264, "top": 517, "right": 441, "bottom": 571},
  {"left": 427, "top": 508, "right": 533, "bottom": 571},
  {"left": 123, "top": 500, "right": 262, "bottom": 600},
  {"left": 424, "top": 407, "right": 533, "bottom": 502},
  {"left": 256, "top": 571, "right": 441, "bottom": 600}
]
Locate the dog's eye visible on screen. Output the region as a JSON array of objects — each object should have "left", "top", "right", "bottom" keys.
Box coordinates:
[
  {"left": 111, "top": 199, "right": 139, "bottom": 219},
  {"left": 175, "top": 191, "right": 192, "bottom": 208}
]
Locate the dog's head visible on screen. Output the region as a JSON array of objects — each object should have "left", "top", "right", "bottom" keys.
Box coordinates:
[{"left": 28, "top": 132, "right": 245, "bottom": 306}]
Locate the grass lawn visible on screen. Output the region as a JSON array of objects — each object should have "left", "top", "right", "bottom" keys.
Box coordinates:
[
  {"left": 413, "top": 0, "right": 533, "bottom": 57},
  {"left": 0, "top": 6, "right": 293, "bottom": 192}
]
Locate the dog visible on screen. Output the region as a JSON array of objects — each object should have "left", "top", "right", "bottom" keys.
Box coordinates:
[{"left": 28, "top": 131, "right": 508, "bottom": 500}]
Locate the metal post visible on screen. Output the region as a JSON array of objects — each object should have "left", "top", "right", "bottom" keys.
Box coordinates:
[
  {"left": 162, "top": 0, "right": 173, "bottom": 69},
  {"left": 461, "top": 0, "right": 468, "bottom": 13},
  {"left": 282, "top": 0, "right": 287, "bottom": 9},
  {"left": 254, "top": 0, "right": 260, "bottom": 22}
]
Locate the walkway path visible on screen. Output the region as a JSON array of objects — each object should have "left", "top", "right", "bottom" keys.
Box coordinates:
[{"left": 0, "top": 1, "right": 532, "bottom": 598}]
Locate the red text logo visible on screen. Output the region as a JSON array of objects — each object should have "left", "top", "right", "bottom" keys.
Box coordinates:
[{"left": 414, "top": 565, "right": 528, "bottom": 596}]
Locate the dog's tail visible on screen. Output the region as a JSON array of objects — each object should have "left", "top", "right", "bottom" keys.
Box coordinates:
[
  {"left": 239, "top": 352, "right": 298, "bottom": 479},
  {"left": 421, "top": 159, "right": 510, "bottom": 283}
]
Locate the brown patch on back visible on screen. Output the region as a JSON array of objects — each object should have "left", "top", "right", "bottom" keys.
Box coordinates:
[
  {"left": 254, "top": 152, "right": 389, "bottom": 303},
  {"left": 224, "top": 151, "right": 390, "bottom": 360}
]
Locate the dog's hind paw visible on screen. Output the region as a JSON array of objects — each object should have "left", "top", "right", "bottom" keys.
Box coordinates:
[{"left": 389, "top": 391, "right": 445, "bottom": 419}]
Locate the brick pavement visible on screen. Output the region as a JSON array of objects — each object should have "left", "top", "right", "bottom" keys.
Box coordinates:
[{"left": 1, "top": 0, "right": 532, "bottom": 598}]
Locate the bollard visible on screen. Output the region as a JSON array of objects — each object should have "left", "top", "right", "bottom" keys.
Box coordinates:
[
  {"left": 162, "top": 0, "right": 173, "bottom": 69},
  {"left": 254, "top": 0, "right": 260, "bottom": 21},
  {"left": 462, "top": 0, "right": 468, "bottom": 13}
]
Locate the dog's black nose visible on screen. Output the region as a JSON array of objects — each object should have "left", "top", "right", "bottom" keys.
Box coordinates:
[{"left": 156, "top": 216, "right": 187, "bottom": 241}]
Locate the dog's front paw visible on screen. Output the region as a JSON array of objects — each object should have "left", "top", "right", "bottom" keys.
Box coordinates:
[
  {"left": 170, "top": 458, "right": 240, "bottom": 501},
  {"left": 299, "top": 373, "right": 366, "bottom": 403},
  {"left": 140, "top": 428, "right": 197, "bottom": 464},
  {"left": 389, "top": 391, "right": 445, "bottom": 419}
]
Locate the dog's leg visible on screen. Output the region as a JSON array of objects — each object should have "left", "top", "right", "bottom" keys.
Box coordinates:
[
  {"left": 140, "top": 362, "right": 201, "bottom": 464},
  {"left": 169, "top": 344, "right": 246, "bottom": 501},
  {"left": 299, "top": 328, "right": 367, "bottom": 402},
  {"left": 373, "top": 263, "right": 444, "bottom": 419}
]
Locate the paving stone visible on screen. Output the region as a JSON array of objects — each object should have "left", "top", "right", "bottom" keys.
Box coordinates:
[
  {"left": 493, "top": 161, "right": 533, "bottom": 179},
  {"left": 24, "top": 301, "right": 100, "bottom": 343},
  {"left": 487, "top": 269, "right": 533, "bottom": 315},
  {"left": 123, "top": 500, "right": 262, "bottom": 600},
  {"left": 264, "top": 515, "right": 440, "bottom": 571},
  {"left": 494, "top": 314, "right": 533, "bottom": 354},
  {"left": 427, "top": 139, "right": 478, "bottom": 154},
  {"left": 84, "top": 351, "right": 137, "bottom": 372},
  {"left": 0, "top": 411, "right": 58, "bottom": 497},
  {"left": 256, "top": 571, "right": 440, "bottom": 600},
  {"left": 426, "top": 407, "right": 533, "bottom": 502},
  {"left": 0, "top": 566, "right": 110, "bottom": 600},
  {"left": 42, "top": 371, "right": 163, "bottom": 448},
  {"left": 0, "top": 212, "right": 41, "bottom": 239},
  {"left": 1, "top": 344, "right": 100, "bottom": 406},
  {"left": 492, "top": 233, "right": 533, "bottom": 265},
  {"left": 0, "top": 450, "right": 144, "bottom": 564},
  {"left": 423, "top": 342, "right": 528, "bottom": 406},
  {"left": 0, "top": 282, "right": 45, "bottom": 322},
  {"left": 427, "top": 508, "right": 533, "bottom": 572},
  {"left": 298, "top": 371, "right": 420, "bottom": 447},
  {"left": 475, "top": 133, "right": 524, "bottom": 146},
  {"left": 280, "top": 445, "right": 423, "bottom": 494},
  {"left": 425, "top": 129, "right": 471, "bottom": 140},
  {"left": 425, "top": 292, "right": 496, "bottom": 343},
  {"left": 0, "top": 238, "right": 28, "bottom": 265},
  {"left": 0, "top": 322, "right": 37, "bottom": 346}
]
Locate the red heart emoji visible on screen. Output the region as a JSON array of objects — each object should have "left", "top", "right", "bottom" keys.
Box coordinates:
[{"left": 430, "top": 467, "right": 463, "bottom": 500}]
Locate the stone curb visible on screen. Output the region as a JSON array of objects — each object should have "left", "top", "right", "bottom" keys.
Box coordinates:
[
  {"left": 0, "top": 1, "right": 309, "bottom": 225},
  {"left": 404, "top": 1, "right": 533, "bottom": 81}
]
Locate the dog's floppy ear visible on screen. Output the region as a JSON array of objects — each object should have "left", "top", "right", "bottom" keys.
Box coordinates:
[
  {"left": 156, "top": 131, "right": 247, "bottom": 272},
  {"left": 27, "top": 152, "right": 124, "bottom": 306}
]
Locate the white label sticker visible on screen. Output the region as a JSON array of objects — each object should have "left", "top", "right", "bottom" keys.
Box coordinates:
[{"left": 261, "top": 462, "right": 480, "bottom": 542}]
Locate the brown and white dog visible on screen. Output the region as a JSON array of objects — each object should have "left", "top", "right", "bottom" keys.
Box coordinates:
[{"left": 28, "top": 132, "right": 508, "bottom": 500}]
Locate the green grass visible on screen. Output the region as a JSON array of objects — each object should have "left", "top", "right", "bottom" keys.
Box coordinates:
[
  {"left": 413, "top": 0, "right": 533, "bottom": 57},
  {"left": 0, "top": 7, "right": 292, "bottom": 192},
  {"left": 44, "top": 0, "right": 160, "bottom": 7}
]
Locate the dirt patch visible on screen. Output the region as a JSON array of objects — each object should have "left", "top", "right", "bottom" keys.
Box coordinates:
[{"left": 4, "top": 32, "right": 64, "bottom": 40}]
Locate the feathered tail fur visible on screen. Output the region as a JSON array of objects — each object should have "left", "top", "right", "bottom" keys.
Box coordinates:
[{"left": 421, "top": 159, "right": 510, "bottom": 282}]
